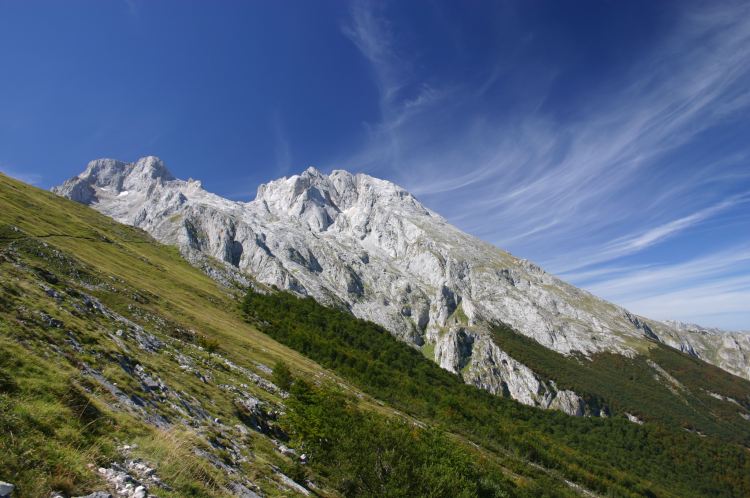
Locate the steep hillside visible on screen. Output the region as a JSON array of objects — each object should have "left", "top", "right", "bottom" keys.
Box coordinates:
[
  {"left": 2, "top": 172, "right": 750, "bottom": 497},
  {"left": 54, "top": 157, "right": 750, "bottom": 416},
  {"left": 0, "top": 173, "right": 343, "bottom": 496}
]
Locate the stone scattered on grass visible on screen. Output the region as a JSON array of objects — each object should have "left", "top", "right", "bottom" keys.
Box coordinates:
[{"left": 0, "top": 481, "right": 15, "bottom": 498}]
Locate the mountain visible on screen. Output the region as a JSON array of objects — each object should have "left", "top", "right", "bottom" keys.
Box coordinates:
[
  {"left": 54, "top": 157, "right": 750, "bottom": 415},
  {"left": 3, "top": 170, "right": 750, "bottom": 497}
]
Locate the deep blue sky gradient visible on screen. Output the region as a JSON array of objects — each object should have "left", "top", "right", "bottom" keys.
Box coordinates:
[{"left": 2, "top": 0, "right": 749, "bottom": 328}]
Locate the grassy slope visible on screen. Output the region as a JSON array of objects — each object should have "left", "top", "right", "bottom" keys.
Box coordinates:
[{"left": 0, "top": 173, "right": 341, "bottom": 496}]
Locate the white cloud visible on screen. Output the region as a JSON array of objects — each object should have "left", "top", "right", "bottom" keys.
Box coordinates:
[{"left": 342, "top": 1, "right": 403, "bottom": 109}]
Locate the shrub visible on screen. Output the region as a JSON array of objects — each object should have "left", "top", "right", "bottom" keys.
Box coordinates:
[
  {"left": 272, "top": 361, "right": 293, "bottom": 391},
  {"left": 197, "top": 335, "right": 220, "bottom": 355}
]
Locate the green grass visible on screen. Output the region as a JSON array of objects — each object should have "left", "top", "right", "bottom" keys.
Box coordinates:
[
  {"left": 421, "top": 342, "right": 436, "bottom": 361},
  {"left": 0, "top": 333, "right": 117, "bottom": 497}
]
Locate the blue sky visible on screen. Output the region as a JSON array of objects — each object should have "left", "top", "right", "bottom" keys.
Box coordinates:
[{"left": 1, "top": 1, "right": 749, "bottom": 329}]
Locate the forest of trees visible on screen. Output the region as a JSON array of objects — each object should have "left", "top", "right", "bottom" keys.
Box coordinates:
[
  {"left": 491, "top": 324, "right": 750, "bottom": 445},
  {"left": 243, "top": 290, "right": 750, "bottom": 497}
]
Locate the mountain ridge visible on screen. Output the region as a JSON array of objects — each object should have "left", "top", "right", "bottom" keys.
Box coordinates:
[{"left": 53, "top": 157, "right": 750, "bottom": 414}]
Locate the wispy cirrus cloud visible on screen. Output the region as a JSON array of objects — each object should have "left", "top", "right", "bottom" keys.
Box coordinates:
[
  {"left": 557, "top": 195, "right": 750, "bottom": 276},
  {"left": 271, "top": 112, "right": 293, "bottom": 177},
  {"left": 341, "top": 1, "right": 451, "bottom": 171},
  {"left": 582, "top": 245, "right": 750, "bottom": 329},
  {"left": 338, "top": 0, "right": 750, "bottom": 328},
  {"left": 342, "top": 1, "right": 402, "bottom": 103}
]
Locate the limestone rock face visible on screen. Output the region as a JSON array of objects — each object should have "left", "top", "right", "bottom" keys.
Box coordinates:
[{"left": 54, "top": 157, "right": 750, "bottom": 414}]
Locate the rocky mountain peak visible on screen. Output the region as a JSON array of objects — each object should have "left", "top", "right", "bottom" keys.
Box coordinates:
[
  {"left": 254, "top": 166, "right": 342, "bottom": 231},
  {"left": 82, "top": 156, "right": 174, "bottom": 187},
  {"left": 135, "top": 155, "right": 175, "bottom": 181},
  {"left": 253, "top": 166, "right": 433, "bottom": 232},
  {"left": 54, "top": 156, "right": 176, "bottom": 205}
]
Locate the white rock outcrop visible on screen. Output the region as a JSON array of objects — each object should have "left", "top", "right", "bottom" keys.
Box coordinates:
[{"left": 53, "top": 157, "right": 750, "bottom": 414}]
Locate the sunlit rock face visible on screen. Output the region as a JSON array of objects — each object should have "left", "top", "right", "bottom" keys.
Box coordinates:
[{"left": 54, "top": 157, "right": 750, "bottom": 415}]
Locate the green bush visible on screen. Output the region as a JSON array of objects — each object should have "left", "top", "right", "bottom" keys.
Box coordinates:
[
  {"left": 283, "top": 379, "right": 510, "bottom": 497},
  {"left": 272, "top": 360, "right": 293, "bottom": 391}
]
